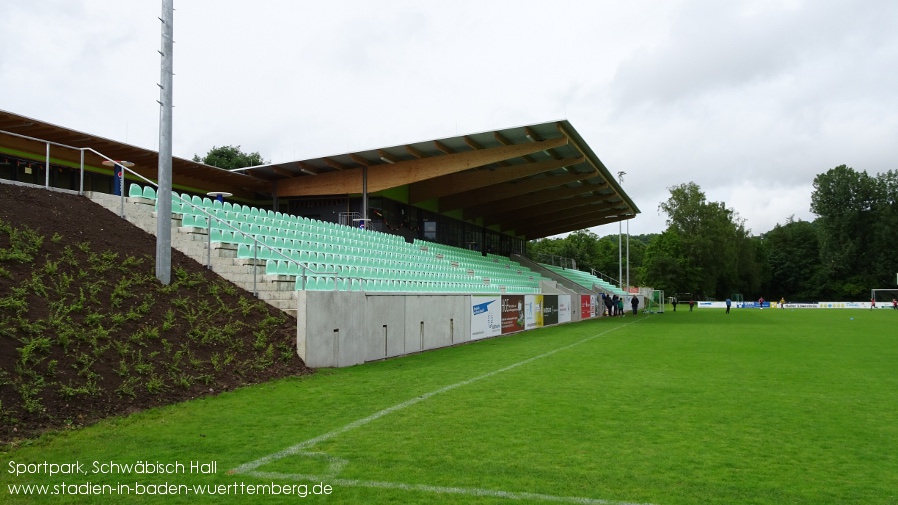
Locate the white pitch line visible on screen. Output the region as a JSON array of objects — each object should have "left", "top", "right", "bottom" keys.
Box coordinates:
[{"left": 232, "top": 318, "right": 653, "bottom": 504}]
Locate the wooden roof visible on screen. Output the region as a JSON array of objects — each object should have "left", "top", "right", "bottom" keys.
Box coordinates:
[{"left": 1, "top": 110, "right": 638, "bottom": 239}]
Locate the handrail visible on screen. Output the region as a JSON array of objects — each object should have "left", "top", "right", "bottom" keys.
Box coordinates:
[
  {"left": 0, "top": 128, "right": 350, "bottom": 294},
  {"left": 2, "top": 129, "right": 526, "bottom": 295}
]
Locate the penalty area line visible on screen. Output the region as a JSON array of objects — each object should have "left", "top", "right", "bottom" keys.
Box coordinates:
[{"left": 231, "top": 317, "right": 648, "bottom": 479}]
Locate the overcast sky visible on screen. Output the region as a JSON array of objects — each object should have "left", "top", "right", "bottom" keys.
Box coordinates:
[{"left": 2, "top": 0, "right": 896, "bottom": 237}]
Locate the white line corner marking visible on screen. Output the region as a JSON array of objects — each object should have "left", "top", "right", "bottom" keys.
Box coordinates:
[{"left": 231, "top": 319, "right": 655, "bottom": 505}]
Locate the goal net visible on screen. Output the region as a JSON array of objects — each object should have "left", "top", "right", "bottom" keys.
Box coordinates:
[
  {"left": 871, "top": 289, "right": 898, "bottom": 307},
  {"left": 645, "top": 289, "right": 664, "bottom": 313}
]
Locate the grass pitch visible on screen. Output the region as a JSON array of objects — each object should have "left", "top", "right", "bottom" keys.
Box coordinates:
[{"left": 3, "top": 308, "right": 898, "bottom": 504}]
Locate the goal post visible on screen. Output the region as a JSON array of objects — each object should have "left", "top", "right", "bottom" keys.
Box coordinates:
[
  {"left": 645, "top": 289, "right": 664, "bottom": 313},
  {"left": 732, "top": 293, "right": 744, "bottom": 308},
  {"left": 871, "top": 288, "right": 898, "bottom": 307}
]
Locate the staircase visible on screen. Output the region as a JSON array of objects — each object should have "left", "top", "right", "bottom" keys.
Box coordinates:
[{"left": 85, "top": 192, "right": 298, "bottom": 316}]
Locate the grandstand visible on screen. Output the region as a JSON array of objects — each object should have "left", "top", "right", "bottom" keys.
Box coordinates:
[{"left": 1, "top": 109, "right": 640, "bottom": 367}]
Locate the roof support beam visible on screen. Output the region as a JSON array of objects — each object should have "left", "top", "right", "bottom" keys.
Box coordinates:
[
  {"left": 406, "top": 145, "right": 428, "bottom": 158},
  {"left": 515, "top": 212, "right": 621, "bottom": 240},
  {"left": 518, "top": 214, "right": 629, "bottom": 240},
  {"left": 482, "top": 196, "right": 615, "bottom": 227},
  {"left": 503, "top": 203, "right": 622, "bottom": 232},
  {"left": 464, "top": 182, "right": 604, "bottom": 219},
  {"left": 276, "top": 136, "right": 568, "bottom": 197},
  {"left": 271, "top": 166, "right": 294, "bottom": 178},
  {"left": 323, "top": 157, "right": 348, "bottom": 170},
  {"left": 439, "top": 170, "right": 592, "bottom": 211},
  {"left": 409, "top": 156, "right": 583, "bottom": 203}
]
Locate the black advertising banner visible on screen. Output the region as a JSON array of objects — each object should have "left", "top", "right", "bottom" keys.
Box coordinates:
[{"left": 543, "top": 295, "right": 559, "bottom": 326}]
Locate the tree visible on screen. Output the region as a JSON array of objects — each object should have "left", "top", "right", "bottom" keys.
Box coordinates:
[
  {"left": 527, "top": 229, "right": 655, "bottom": 287},
  {"left": 647, "top": 182, "right": 758, "bottom": 299},
  {"left": 640, "top": 230, "right": 687, "bottom": 293},
  {"left": 761, "top": 218, "right": 823, "bottom": 300},
  {"left": 193, "top": 145, "right": 266, "bottom": 170},
  {"left": 811, "top": 165, "right": 898, "bottom": 297}
]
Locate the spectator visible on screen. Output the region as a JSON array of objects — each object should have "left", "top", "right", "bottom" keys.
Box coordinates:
[
  {"left": 725, "top": 298, "right": 732, "bottom": 314},
  {"left": 630, "top": 295, "right": 639, "bottom": 315}
]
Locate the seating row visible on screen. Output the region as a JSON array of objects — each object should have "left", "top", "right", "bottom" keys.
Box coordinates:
[
  {"left": 127, "top": 183, "right": 543, "bottom": 294},
  {"left": 541, "top": 264, "right": 625, "bottom": 295}
]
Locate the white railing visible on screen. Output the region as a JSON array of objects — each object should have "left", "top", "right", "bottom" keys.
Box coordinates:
[{"left": 0, "top": 129, "right": 346, "bottom": 295}]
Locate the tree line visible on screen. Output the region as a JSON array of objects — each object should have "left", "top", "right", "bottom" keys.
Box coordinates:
[{"left": 528, "top": 165, "right": 898, "bottom": 301}]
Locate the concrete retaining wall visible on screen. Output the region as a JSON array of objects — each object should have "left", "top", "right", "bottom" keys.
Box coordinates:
[{"left": 303, "top": 292, "right": 554, "bottom": 367}]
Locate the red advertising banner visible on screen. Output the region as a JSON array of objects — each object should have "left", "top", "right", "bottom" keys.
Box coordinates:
[
  {"left": 501, "top": 295, "right": 526, "bottom": 334},
  {"left": 581, "top": 295, "right": 592, "bottom": 319}
]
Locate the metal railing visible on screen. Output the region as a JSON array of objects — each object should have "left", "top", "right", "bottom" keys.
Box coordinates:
[
  {"left": 2, "top": 129, "right": 531, "bottom": 297},
  {"left": 0, "top": 129, "right": 347, "bottom": 295}
]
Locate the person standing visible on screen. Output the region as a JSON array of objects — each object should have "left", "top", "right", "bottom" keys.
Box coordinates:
[
  {"left": 672, "top": 296, "right": 678, "bottom": 312},
  {"left": 725, "top": 298, "right": 732, "bottom": 314},
  {"left": 871, "top": 298, "right": 876, "bottom": 310},
  {"left": 689, "top": 299, "right": 695, "bottom": 312},
  {"left": 892, "top": 298, "right": 897, "bottom": 310},
  {"left": 630, "top": 295, "right": 639, "bottom": 315},
  {"left": 758, "top": 296, "right": 765, "bottom": 310},
  {"left": 779, "top": 297, "right": 786, "bottom": 309}
]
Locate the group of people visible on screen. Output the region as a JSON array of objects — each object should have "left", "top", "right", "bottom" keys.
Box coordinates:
[
  {"left": 870, "top": 298, "right": 898, "bottom": 310},
  {"left": 601, "top": 293, "right": 641, "bottom": 317},
  {"left": 670, "top": 297, "right": 695, "bottom": 312}
]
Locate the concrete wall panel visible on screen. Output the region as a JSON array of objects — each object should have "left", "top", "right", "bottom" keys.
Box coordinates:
[{"left": 366, "top": 295, "right": 406, "bottom": 360}]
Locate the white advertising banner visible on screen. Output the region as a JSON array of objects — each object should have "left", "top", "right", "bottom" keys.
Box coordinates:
[
  {"left": 558, "top": 295, "right": 572, "bottom": 323},
  {"left": 524, "top": 295, "right": 542, "bottom": 330},
  {"left": 471, "top": 296, "right": 501, "bottom": 340}
]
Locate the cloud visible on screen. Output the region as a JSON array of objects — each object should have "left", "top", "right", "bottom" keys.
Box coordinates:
[{"left": 3, "top": 0, "right": 897, "bottom": 238}]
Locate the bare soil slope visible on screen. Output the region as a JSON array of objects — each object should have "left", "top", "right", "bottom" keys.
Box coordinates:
[{"left": 0, "top": 183, "right": 311, "bottom": 445}]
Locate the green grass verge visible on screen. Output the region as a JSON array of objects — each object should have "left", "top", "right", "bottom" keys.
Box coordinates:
[{"left": 3, "top": 309, "right": 898, "bottom": 504}]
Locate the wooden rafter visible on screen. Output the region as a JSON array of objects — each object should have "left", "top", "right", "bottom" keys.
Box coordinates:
[
  {"left": 519, "top": 215, "right": 623, "bottom": 240},
  {"left": 271, "top": 166, "right": 294, "bottom": 178},
  {"left": 377, "top": 149, "right": 401, "bottom": 164},
  {"left": 433, "top": 140, "right": 453, "bottom": 155},
  {"left": 406, "top": 145, "right": 427, "bottom": 158},
  {"left": 503, "top": 203, "right": 622, "bottom": 231},
  {"left": 322, "top": 157, "right": 348, "bottom": 171},
  {"left": 483, "top": 197, "right": 616, "bottom": 227},
  {"left": 277, "top": 136, "right": 568, "bottom": 197},
  {"left": 349, "top": 154, "right": 371, "bottom": 167},
  {"left": 464, "top": 182, "right": 604, "bottom": 218},
  {"left": 439, "top": 170, "right": 591, "bottom": 211},
  {"left": 495, "top": 131, "right": 535, "bottom": 164},
  {"left": 409, "top": 156, "right": 583, "bottom": 204}
]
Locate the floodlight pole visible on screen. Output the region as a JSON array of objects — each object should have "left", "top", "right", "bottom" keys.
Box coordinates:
[
  {"left": 626, "top": 218, "right": 630, "bottom": 293},
  {"left": 155, "top": 0, "right": 174, "bottom": 285},
  {"left": 617, "top": 171, "right": 626, "bottom": 290}
]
